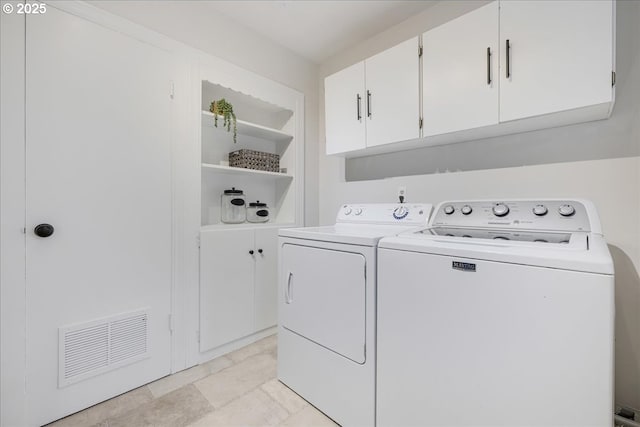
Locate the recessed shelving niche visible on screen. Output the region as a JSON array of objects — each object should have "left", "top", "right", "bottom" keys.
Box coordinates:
[{"left": 200, "top": 80, "right": 299, "bottom": 228}]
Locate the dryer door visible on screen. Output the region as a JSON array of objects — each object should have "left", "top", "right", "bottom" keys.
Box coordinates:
[{"left": 281, "top": 244, "right": 366, "bottom": 363}]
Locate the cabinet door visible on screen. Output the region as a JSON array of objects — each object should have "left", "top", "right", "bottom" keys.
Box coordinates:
[
  {"left": 365, "top": 37, "right": 420, "bottom": 148},
  {"left": 423, "top": 2, "right": 499, "bottom": 136},
  {"left": 500, "top": 0, "right": 613, "bottom": 122},
  {"left": 254, "top": 227, "right": 279, "bottom": 331},
  {"left": 200, "top": 229, "right": 255, "bottom": 352},
  {"left": 325, "top": 62, "right": 366, "bottom": 155}
]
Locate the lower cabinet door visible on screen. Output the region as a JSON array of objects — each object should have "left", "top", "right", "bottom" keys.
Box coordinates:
[
  {"left": 200, "top": 229, "right": 255, "bottom": 352},
  {"left": 254, "top": 227, "right": 279, "bottom": 331}
]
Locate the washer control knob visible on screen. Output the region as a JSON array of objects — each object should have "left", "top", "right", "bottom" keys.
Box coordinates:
[
  {"left": 558, "top": 204, "right": 576, "bottom": 217},
  {"left": 343, "top": 206, "right": 352, "bottom": 215},
  {"left": 354, "top": 208, "right": 363, "bottom": 216},
  {"left": 492, "top": 203, "right": 510, "bottom": 217},
  {"left": 393, "top": 206, "right": 409, "bottom": 220},
  {"left": 532, "top": 204, "right": 548, "bottom": 216},
  {"left": 461, "top": 205, "right": 473, "bottom": 215},
  {"left": 443, "top": 205, "right": 455, "bottom": 215}
]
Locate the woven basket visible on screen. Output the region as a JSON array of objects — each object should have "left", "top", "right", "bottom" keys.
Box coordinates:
[{"left": 229, "top": 149, "right": 280, "bottom": 173}]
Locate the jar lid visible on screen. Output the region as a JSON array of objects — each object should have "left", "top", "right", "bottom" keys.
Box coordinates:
[
  {"left": 249, "top": 200, "right": 267, "bottom": 207},
  {"left": 224, "top": 187, "right": 243, "bottom": 195}
]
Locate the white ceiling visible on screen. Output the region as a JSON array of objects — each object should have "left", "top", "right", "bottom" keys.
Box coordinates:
[{"left": 204, "top": 1, "right": 438, "bottom": 64}]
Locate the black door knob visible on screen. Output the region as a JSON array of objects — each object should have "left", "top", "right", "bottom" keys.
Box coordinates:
[
  {"left": 249, "top": 250, "right": 254, "bottom": 255},
  {"left": 258, "top": 249, "right": 263, "bottom": 254},
  {"left": 34, "top": 223, "right": 54, "bottom": 238}
]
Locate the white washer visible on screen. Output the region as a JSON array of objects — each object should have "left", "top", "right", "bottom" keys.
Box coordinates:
[
  {"left": 377, "top": 199, "right": 615, "bottom": 427},
  {"left": 278, "top": 203, "right": 433, "bottom": 427}
]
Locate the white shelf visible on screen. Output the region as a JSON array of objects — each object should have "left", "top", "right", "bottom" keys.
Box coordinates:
[
  {"left": 201, "top": 222, "right": 295, "bottom": 232},
  {"left": 202, "top": 163, "right": 293, "bottom": 180},
  {"left": 201, "top": 111, "right": 293, "bottom": 143}
]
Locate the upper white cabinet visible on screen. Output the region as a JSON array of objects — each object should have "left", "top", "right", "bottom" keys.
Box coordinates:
[
  {"left": 326, "top": 0, "right": 615, "bottom": 157},
  {"left": 366, "top": 37, "right": 421, "bottom": 148},
  {"left": 499, "top": 0, "right": 614, "bottom": 122},
  {"left": 325, "top": 62, "right": 366, "bottom": 154},
  {"left": 325, "top": 37, "right": 420, "bottom": 155},
  {"left": 422, "top": 1, "right": 499, "bottom": 136}
]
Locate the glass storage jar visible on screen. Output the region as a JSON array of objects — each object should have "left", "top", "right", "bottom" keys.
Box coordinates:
[
  {"left": 247, "top": 201, "right": 270, "bottom": 223},
  {"left": 221, "top": 187, "right": 246, "bottom": 224}
]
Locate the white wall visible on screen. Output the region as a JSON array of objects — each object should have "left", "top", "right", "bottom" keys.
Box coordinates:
[
  {"left": 91, "top": 0, "right": 320, "bottom": 227},
  {"left": 318, "top": 0, "right": 640, "bottom": 410}
]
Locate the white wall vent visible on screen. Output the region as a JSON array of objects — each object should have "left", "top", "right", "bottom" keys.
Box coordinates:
[{"left": 58, "top": 308, "right": 150, "bottom": 388}]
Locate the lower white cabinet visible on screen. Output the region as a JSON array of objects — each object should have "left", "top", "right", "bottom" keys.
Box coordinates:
[
  {"left": 199, "top": 227, "right": 279, "bottom": 352},
  {"left": 254, "top": 227, "right": 279, "bottom": 331}
]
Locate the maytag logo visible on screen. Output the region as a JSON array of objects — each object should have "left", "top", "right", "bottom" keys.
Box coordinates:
[{"left": 452, "top": 261, "right": 476, "bottom": 272}]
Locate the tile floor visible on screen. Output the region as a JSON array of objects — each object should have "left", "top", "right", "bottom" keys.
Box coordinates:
[{"left": 48, "top": 334, "right": 338, "bottom": 427}]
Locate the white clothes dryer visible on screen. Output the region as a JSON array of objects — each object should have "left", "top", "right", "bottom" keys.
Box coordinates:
[
  {"left": 377, "top": 199, "right": 614, "bottom": 427},
  {"left": 278, "top": 203, "right": 432, "bottom": 427}
]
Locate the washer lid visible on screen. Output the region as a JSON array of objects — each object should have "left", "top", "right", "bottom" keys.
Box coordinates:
[
  {"left": 279, "top": 224, "right": 421, "bottom": 246},
  {"left": 379, "top": 230, "right": 613, "bottom": 275}
]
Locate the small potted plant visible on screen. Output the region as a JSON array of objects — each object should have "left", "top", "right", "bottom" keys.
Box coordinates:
[{"left": 210, "top": 98, "right": 237, "bottom": 143}]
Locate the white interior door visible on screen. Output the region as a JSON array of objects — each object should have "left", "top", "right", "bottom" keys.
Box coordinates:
[
  {"left": 25, "top": 7, "right": 174, "bottom": 426},
  {"left": 200, "top": 229, "right": 255, "bottom": 352},
  {"left": 422, "top": 2, "right": 499, "bottom": 136},
  {"left": 254, "top": 227, "right": 279, "bottom": 331},
  {"left": 365, "top": 37, "right": 420, "bottom": 148},
  {"left": 324, "top": 61, "right": 366, "bottom": 155},
  {"left": 280, "top": 244, "right": 366, "bottom": 363},
  {"left": 499, "top": 0, "right": 614, "bottom": 122}
]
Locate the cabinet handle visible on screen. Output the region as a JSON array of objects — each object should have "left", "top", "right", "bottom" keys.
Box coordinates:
[
  {"left": 356, "top": 94, "right": 362, "bottom": 121},
  {"left": 249, "top": 250, "right": 254, "bottom": 255},
  {"left": 366, "top": 90, "right": 372, "bottom": 118},
  {"left": 258, "top": 248, "right": 263, "bottom": 254},
  {"left": 486, "top": 47, "right": 492, "bottom": 85},
  {"left": 285, "top": 272, "right": 293, "bottom": 304},
  {"left": 506, "top": 39, "right": 511, "bottom": 78}
]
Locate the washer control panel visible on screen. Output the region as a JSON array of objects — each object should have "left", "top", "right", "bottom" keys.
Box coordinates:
[
  {"left": 432, "top": 200, "right": 591, "bottom": 232},
  {"left": 337, "top": 203, "right": 433, "bottom": 226}
]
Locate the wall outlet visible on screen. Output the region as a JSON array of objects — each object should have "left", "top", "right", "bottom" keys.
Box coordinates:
[{"left": 397, "top": 186, "right": 406, "bottom": 203}]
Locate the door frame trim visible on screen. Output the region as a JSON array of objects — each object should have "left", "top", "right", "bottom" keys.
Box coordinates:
[{"left": 0, "top": 10, "right": 27, "bottom": 427}]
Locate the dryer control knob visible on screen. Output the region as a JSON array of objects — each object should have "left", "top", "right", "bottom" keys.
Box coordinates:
[
  {"left": 532, "top": 204, "right": 548, "bottom": 216},
  {"left": 443, "top": 205, "right": 455, "bottom": 215},
  {"left": 461, "top": 205, "right": 473, "bottom": 215},
  {"left": 393, "top": 206, "right": 409, "bottom": 220},
  {"left": 492, "top": 203, "right": 510, "bottom": 217},
  {"left": 343, "top": 206, "right": 352, "bottom": 215},
  {"left": 354, "top": 208, "right": 363, "bottom": 216},
  {"left": 558, "top": 204, "right": 575, "bottom": 217}
]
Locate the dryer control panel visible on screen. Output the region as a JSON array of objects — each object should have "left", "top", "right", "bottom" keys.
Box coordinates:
[
  {"left": 337, "top": 203, "right": 433, "bottom": 226},
  {"left": 431, "top": 200, "right": 595, "bottom": 233}
]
